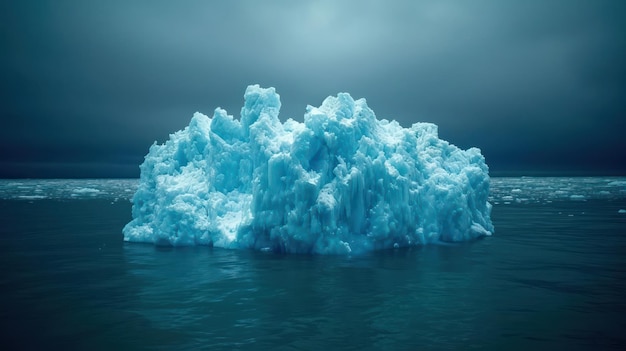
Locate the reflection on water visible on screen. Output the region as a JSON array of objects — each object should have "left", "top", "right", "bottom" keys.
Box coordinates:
[{"left": 123, "top": 243, "right": 499, "bottom": 350}]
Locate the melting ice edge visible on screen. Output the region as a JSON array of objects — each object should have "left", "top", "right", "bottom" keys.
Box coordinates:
[{"left": 123, "top": 85, "right": 493, "bottom": 254}]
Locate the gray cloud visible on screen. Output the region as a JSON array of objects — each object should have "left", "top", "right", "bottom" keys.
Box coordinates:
[{"left": 1, "top": 0, "right": 625, "bottom": 177}]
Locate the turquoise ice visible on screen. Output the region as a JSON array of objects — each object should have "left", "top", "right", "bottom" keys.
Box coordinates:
[{"left": 123, "top": 85, "right": 493, "bottom": 254}]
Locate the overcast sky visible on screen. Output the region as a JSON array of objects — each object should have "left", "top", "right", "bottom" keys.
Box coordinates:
[{"left": 1, "top": 0, "right": 625, "bottom": 177}]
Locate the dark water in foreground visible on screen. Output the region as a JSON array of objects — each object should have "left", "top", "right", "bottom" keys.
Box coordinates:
[{"left": 1, "top": 178, "right": 626, "bottom": 350}]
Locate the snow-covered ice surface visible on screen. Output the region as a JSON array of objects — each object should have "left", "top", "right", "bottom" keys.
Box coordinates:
[{"left": 123, "top": 85, "right": 495, "bottom": 254}]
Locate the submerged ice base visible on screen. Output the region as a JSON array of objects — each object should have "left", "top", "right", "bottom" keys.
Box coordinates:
[{"left": 123, "top": 85, "right": 493, "bottom": 254}]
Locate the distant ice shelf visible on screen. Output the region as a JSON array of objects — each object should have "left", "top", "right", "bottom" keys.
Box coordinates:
[{"left": 122, "top": 85, "right": 494, "bottom": 254}]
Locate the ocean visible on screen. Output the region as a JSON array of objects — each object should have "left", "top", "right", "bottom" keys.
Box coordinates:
[{"left": 1, "top": 177, "right": 625, "bottom": 350}]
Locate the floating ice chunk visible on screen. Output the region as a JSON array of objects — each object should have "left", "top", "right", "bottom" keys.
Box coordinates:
[
  {"left": 569, "top": 194, "right": 586, "bottom": 201},
  {"left": 619, "top": 209, "right": 626, "bottom": 214},
  {"left": 123, "top": 85, "right": 494, "bottom": 254},
  {"left": 72, "top": 187, "right": 101, "bottom": 194},
  {"left": 17, "top": 195, "right": 47, "bottom": 200},
  {"left": 470, "top": 222, "right": 492, "bottom": 236}
]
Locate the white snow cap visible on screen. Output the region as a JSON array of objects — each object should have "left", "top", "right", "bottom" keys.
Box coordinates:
[{"left": 123, "top": 85, "right": 493, "bottom": 254}]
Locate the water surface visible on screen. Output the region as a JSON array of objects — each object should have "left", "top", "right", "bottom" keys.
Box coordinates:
[{"left": 1, "top": 178, "right": 625, "bottom": 350}]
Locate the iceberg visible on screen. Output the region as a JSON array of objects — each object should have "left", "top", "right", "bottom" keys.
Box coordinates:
[{"left": 123, "top": 85, "right": 493, "bottom": 254}]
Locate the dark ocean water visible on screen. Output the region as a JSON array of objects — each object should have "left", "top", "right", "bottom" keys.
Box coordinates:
[{"left": 1, "top": 178, "right": 625, "bottom": 350}]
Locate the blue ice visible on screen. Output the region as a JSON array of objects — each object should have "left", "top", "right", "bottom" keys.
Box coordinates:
[{"left": 123, "top": 85, "right": 493, "bottom": 254}]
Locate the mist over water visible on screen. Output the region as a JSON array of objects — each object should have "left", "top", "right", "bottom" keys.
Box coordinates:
[{"left": 1, "top": 178, "right": 625, "bottom": 350}]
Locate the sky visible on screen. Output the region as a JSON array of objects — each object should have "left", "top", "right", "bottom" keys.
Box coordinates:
[{"left": 1, "top": 0, "right": 625, "bottom": 178}]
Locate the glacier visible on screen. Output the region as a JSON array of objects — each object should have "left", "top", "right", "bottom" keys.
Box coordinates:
[{"left": 123, "top": 85, "right": 493, "bottom": 254}]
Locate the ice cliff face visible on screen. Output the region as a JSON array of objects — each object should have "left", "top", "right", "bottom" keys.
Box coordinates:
[{"left": 123, "top": 85, "right": 493, "bottom": 254}]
